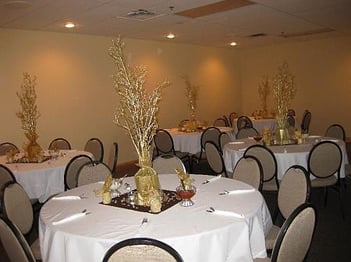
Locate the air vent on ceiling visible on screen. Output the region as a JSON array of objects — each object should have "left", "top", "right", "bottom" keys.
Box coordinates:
[
  {"left": 280, "top": 28, "right": 334, "bottom": 38},
  {"left": 116, "top": 8, "right": 163, "bottom": 21},
  {"left": 248, "top": 33, "right": 267, "bottom": 38}
]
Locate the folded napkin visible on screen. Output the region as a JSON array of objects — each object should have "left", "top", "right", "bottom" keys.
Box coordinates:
[
  {"left": 52, "top": 196, "right": 82, "bottom": 200},
  {"left": 211, "top": 209, "right": 245, "bottom": 219},
  {"left": 202, "top": 175, "right": 221, "bottom": 184},
  {"left": 52, "top": 212, "right": 88, "bottom": 225},
  {"left": 220, "top": 188, "right": 255, "bottom": 195}
]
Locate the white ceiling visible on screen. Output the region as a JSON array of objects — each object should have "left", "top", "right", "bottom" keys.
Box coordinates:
[{"left": 1, "top": 0, "right": 351, "bottom": 49}]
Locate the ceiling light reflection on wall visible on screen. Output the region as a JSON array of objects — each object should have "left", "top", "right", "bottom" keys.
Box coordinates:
[
  {"left": 64, "top": 22, "right": 75, "bottom": 29},
  {"left": 166, "top": 33, "right": 175, "bottom": 39},
  {"left": 230, "top": 42, "right": 237, "bottom": 46}
]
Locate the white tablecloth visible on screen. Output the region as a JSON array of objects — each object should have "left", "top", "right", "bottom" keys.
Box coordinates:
[
  {"left": 167, "top": 127, "right": 236, "bottom": 154},
  {"left": 223, "top": 137, "right": 349, "bottom": 179},
  {"left": 39, "top": 174, "right": 272, "bottom": 262},
  {"left": 233, "top": 118, "right": 277, "bottom": 134},
  {"left": 0, "top": 150, "right": 93, "bottom": 202}
]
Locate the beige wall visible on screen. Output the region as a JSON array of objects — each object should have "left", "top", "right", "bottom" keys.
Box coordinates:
[
  {"left": 0, "top": 29, "right": 241, "bottom": 162},
  {"left": 239, "top": 36, "right": 351, "bottom": 136}
]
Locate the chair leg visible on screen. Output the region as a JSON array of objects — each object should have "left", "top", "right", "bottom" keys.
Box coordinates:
[{"left": 323, "top": 187, "right": 328, "bottom": 207}]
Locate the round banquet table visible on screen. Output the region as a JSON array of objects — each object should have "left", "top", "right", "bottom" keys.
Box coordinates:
[
  {"left": 0, "top": 150, "right": 93, "bottom": 203},
  {"left": 233, "top": 118, "right": 278, "bottom": 134},
  {"left": 39, "top": 174, "right": 272, "bottom": 262},
  {"left": 223, "top": 136, "right": 349, "bottom": 179},
  {"left": 166, "top": 126, "right": 236, "bottom": 154}
]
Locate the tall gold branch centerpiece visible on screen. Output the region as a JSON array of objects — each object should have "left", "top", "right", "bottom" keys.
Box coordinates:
[
  {"left": 272, "top": 62, "right": 296, "bottom": 144},
  {"left": 258, "top": 76, "right": 271, "bottom": 118},
  {"left": 183, "top": 75, "right": 199, "bottom": 132},
  {"left": 16, "top": 72, "right": 42, "bottom": 162},
  {"left": 109, "top": 37, "right": 170, "bottom": 207}
]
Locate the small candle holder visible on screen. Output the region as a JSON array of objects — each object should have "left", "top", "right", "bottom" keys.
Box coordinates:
[{"left": 176, "top": 185, "right": 196, "bottom": 207}]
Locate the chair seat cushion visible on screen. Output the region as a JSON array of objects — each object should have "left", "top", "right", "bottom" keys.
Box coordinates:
[
  {"left": 310, "top": 176, "right": 337, "bottom": 187},
  {"left": 265, "top": 224, "right": 280, "bottom": 250},
  {"left": 262, "top": 179, "right": 278, "bottom": 191}
]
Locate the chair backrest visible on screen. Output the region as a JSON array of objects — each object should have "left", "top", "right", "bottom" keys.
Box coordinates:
[
  {"left": 1, "top": 181, "right": 33, "bottom": 235},
  {"left": 152, "top": 155, "right": 186, "bottom": 174},
  {"left": 77, "top": 161, "right": 111, "bottom": 187},
  {"left": 64, "top": 154, "right": 93, "bottom": 190},
  {"left": 229, "top": 112, "right": 238, "bottom": 127},
  {"left": 0, "top": 142, "right": 18, "bottom": 156},
  {"left": 154, "top": 129, "right": 175, "bottom": 155},
  {"left": 325, "top": 124, "right": 345, "bottom": 141},
  {"left": 103, "top": 237, "right": 183, "bottom": 262},
  {"left": 107, "top": 142, "right": 119, "bottom": 174},
  {"left": 236, "top": 127, "right": 259, "bottom": 139},
  {"left": 271, "top": 203, "right": 316, "bottom": 262},
  {"left": 236, "top": 115, "right": 253, "bottom": 130},
  {"left": 219, "top": 132, "right": 231, "bottom": 154},
  {"left": 278, "top": 165, "right": 311, "bottom": 220},
  {"left": 204, "top": 141, "right": 227, "bottom": 177},
  {"left": 231, "top": 155, "right": 263, "bottom": 191},
  {"left": 287, "top": 109, "right": 296, "bottom": 116},
  {"left": 301, "top": 110, "right": 311, "bottom": 134},
  {"left": 213, "top": 117, "right": 227, "bottom": 127},
  {"left": 308, "top": 141, "right": 342, "bottom": 179},
  {"left": 200, "top": 127, "right": 221, "bottom": 149},
  {"left": 48, "top": 138, "right": 71, "bottom": 150},
  {"left": 244, "top": 144, "right": 278, "bottom": 184},
  {"left": 0, "top": 164, "right": 16, "bottom": 190},
  {"left": 84, "top": 137, "right": 104, "bottom": 162},
  {"left": 0, "top": 217, "right": 36, "bottom": 262},
  {"left": 287, "top": 115, "right": 295, "bottom": 128}
]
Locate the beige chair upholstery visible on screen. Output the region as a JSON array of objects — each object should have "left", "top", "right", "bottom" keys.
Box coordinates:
[
  {"left": 307, "top": 140, "right": 343, "bottom": 217},
  {"left": 0, "top": 217, "right": 36, "bottom": 262},
  {"left": 77, "top": 161, "right": 111, "bottom": 187},
  {"left": 219, "top": 132, "right": 232, "bottom": 154},
  {"left": 265, "top": 165, "right": 311, "bottom": 250},
  {"left": 64, "top": 154, "right": 93, "bottom": 190},
  {"left": 229, "top": 112, "right": 238, "bottom": 127},
  {"left": 0, "top": 142, "right": 18, "bottom": 156},
  {"left": 107, "top": 142, "right": 119, "bottom": 175},
  {"left": 48, "top": 137, "right": 71, "bottom": 150},
  {"left": 231, "top": 156, "right": 263, "bottom": 191},
  {"left": 204, "top": 141, "right": 228, "bottom": 177},
  {"left": 255, "top": 203, "right": 316, "bottom": 262},
  {"left": 236, "top": 115, "right": 253, "bottom": 130},
  {"left": 153, "top": 155, "right": 186, "bottom": 174},
  {"left": 1, "top": 182, "right": 41, "bottom": 260},
  {"left": 236, "top": 127, "right": 259, "bottom": 139},
  {"left": 325, "top": 124, "right": 345, "bottom": 141},
  {"left": 0, "top": 164, "right": 16, "bottom": 189},
  {"left": 213, "top": 117, "right": 227, "bottom": 127},
  {"left": 244, "top": 144, "right": 279, "bottom": 192},
  {"left": 84, "top": 137, "right": 104, "bottom": 162},
  {"left": 103, "top": 237, "right": 183, "bottom": 262}
]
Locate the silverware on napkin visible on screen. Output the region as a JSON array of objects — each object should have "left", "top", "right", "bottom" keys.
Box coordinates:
[
  {"left": 206, "top": 207, "right": 244, "bottom": 219},
  {"left": 52, "top": 209, "right": 91, "bottom": 225},
  {"left": 219, "top": 188, "right": 255, "bottom": 195},
  {"left": 202, "top": 174, "right": 222, "bottom": 184}
]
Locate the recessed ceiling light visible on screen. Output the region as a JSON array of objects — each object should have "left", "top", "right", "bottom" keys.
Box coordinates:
[
  {"left": 230, "top": 42, "right": 237, "bottom": 46},
  {"left": 166, "top": 33, "right": 175, "bottom": 39},
  {"left": 64, "top": 22, "right": 75, "bottom": 29}
]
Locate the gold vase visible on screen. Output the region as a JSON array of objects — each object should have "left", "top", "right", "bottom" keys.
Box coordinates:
[
  {"left": 134, "top": 154, "right": 161, "bottom": 206},
  {"left": 25, "top": 132, "right": 42, "bottom": 162}
]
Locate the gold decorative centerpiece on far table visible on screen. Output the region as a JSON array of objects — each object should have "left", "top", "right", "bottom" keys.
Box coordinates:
[
  {"left": 16, "top": 72, "right": 42, "bottom": 162},
  {"left": 272, "top": 62, "right": 296, "bottom": 144},
  {"left": 182, "top": 75, "right": 200, "bottom": 132},
  {"left": 109, "top": 37, "right": 170, "bottom": 208}
]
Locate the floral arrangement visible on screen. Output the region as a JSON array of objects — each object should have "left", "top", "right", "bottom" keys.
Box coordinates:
[
  {"left": 109, "top": 37, "right": 170, "bottom": 166},
  {"left": 272, "top": 62, "right": 296, "bottom": 129},
  {"left": 16, "top": 72, "right": 42, "bottom": 161}
]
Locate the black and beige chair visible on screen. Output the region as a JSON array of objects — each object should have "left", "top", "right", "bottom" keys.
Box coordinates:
[
  {"left": 301, "top": 110, "right": 311, "bottom": 134},
  {"left": 153, "top": 129, "right": 190, "bottom": 168},
  {"left": 152, "top": 154, "right": 186, "bottom": 174},
  {"left": 236, "top": 127, "right": 259, "bottom": 139},
  {"left": 0, "top": 216, "right": 36, "bottom": 262},
  {"left": 244, "top": 144, "right": 279, "bottom": 192},
  {"left": 0, "top": 164, "right": 16, "bottom": 213},
  {"left": 307, "top": 140, "right": 344, "bottom": 218},
  {"left": 286, "top": 115, "right": 295, "bottom": 128},
  {"left": 77, "top": 161, "right": 111, "bottom": 187},
  {"left": 255, "top": 203, "right": 317, "bottom": 262},
  {"left": 107, "top": 142, "right": 119, "bottom": 175},
  {"left": 1, "top": 181, "right": 41, "bottom": 260},
  {"left": 204, "top": 141, "right": 228, "bottom": 177},
  {"left": 231, "top": 155, "right": 263, "bottom": 191},
  {"left": 229, "top": 112, "right": 238, "bottom": 127},
  {"left": 236, "top": 115, "right": 253, "bottom": 130},
  {"left": 103, "top": 237, "right": 183, "bottom": 262},
  {"left": 325, "top": 124, "right": 345, "bottom": 141},
  {"left": 64, "top": 154, "right": 93, "bottom": 190},
  {"left": 84, "top": 137, "right": 104, "bottom": 162},
  {"left": 48, "top": 137, "right": 71, "bottom": 150},
  {"left": 213, "top": 117, "right": 227, "bottom": 127},
  {"left": 265, "top": 165, "right": 311, "bottom": 250},
  {"left": 0, "top": 142, "right": 18, "bottom": 156},
  {"left": 191, "top": 126, "right": 221, "bottom": 169},
  {"left": 219, "top": 132, "right": 232, "bottom": 154}
]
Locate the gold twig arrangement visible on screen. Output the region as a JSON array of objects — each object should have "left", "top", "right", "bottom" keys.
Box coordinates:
[
  {"left": 183, "top": 75, "right": 199, "bottom": 120},
  {"left": 258, "top": 75, "right": 270, "bottom": 114}
]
